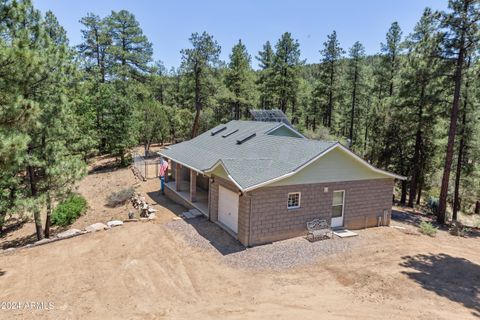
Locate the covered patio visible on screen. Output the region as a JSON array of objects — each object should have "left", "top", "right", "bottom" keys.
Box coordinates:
[{"left": 163, "top": 159, "right": 210, "bottom": 216}]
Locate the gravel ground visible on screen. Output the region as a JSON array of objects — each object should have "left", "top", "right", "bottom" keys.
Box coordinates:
[{"left": 165, "top": 216, "right": 360, "bottom": 270}]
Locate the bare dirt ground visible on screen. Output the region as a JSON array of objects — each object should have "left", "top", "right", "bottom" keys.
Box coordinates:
[{"left": 0, "top": 155, "right": 479, "bottom": 319}]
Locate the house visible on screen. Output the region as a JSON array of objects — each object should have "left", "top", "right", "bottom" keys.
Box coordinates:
[{"left": 159, "top": 120, "right": 405, "bottom": 246}]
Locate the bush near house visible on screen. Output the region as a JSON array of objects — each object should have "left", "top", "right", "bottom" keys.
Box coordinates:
[
  {"left": 106, "top": 187, "right": 135, "bottom": 207},
  {"left": 51, "top": 195, "right": 88, "bottom": 226},
  {"left": 419, "top": 221, "right": 438, "bottom": 237}
]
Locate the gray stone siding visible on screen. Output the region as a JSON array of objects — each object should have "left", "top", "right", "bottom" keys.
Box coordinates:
[{"left": 247, "top": 178, "right": 394, "bottom": 245}]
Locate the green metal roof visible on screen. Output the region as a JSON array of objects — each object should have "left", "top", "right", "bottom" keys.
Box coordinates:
[{"left": 159, "top": 120, "right": 337, "bottom": 190}]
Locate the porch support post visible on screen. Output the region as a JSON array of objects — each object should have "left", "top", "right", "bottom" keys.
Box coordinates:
[
  {"left": 175, "top": 162, "right": 181, "bottom": 191},
  {"left": 190, "top": 170, "right": 197, "bottom": 202}
]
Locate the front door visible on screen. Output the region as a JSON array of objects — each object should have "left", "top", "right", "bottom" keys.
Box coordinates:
[{"left": 331, "top": 190, "right": 345, "bottom": 228}]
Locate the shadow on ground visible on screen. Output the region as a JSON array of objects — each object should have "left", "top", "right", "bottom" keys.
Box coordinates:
[
  {"left": 150, "top": 191, "right": 245, "bottom": 255},
  {"left": 147, "top": 191, "right": 185, "bottom": 216},
  {"left": 0, "top": 233, "right": 37, "bottom": 250},
  {"left": 392, "top": 209, "right": 480, "bottom": 238},
  {"left": 401, "top": 253, "right": 480, "bottom": 316},
  {"left": 182, "top": 216, "right": 245, "bottom": 255},
  {"left": 391, "top": 209, "right": 424, "bottom": 227}
]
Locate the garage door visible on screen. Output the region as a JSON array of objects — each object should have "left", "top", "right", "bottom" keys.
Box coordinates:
[{"left": 218, "top": 186, "right": 239, "bottom": 233}]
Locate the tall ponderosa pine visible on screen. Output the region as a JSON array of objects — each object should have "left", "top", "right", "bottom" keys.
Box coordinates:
[
  {"left": 272, "top": 32, "right": 303, "bottom": 122},
  {"left": 225, "top": 40, "right": 255, "bottom": 120},
  {"left": 0, "top": 1, "right": 40, "bottom": 231},
  {"left": 401, "top": 8, "right": 445, "bottom": 208},
  {"left": 180, "top": 32, "right": 221, "bottom": 137},
  {"left": 315, "top": 31, "right": 344, "bottom": 128},
  {"left": 106, "top": 10, "right": 153, "bottom": 80},
  {"left": 78, "top": 13, "right": 111, "bottom": 82},
  {"left": 256, "top": 41, "right": 276, "bottom": 109},
  {"left": 0, "top": 0, "right": 86, "bottom": 239},
  {"left": 437, "top": 0, "right": 480, "bottom": 223},
  {"left": 377, "top": 22, "right": 403, "bottom": 171},
  {"left": 347, "top": 41, "right": 365, "bottom": 147},
  {"left": 381, "top": 22, "right": 403, "bottom": 97}
]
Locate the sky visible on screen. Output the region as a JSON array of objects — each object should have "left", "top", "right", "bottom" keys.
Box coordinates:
[{"left": 33, "top": 0, "right": 449, "bottom": 70}]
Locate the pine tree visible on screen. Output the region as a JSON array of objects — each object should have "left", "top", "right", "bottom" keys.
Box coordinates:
[
  {"left": 315, "top": 31, "right": 344, "bottom": 128},
  {"left": 225, "top": 40, "right": 255, "bottom": 120},
  {"left": 381, "top": 22, "right": 403, "bottom": 97},
  {"left": 256, "top": 41, "right": 276, "bottom": 109},
  {"left": 347, "top": 41, "right": 365, "bottom": 147},
  {"left": 106, "top": 10, "right": 153, "bottom": 80},
  {"left": 272, "top": 32, "right": 303, "bottom": 122},
  {"left": 437, "top": 0, "right": 480, "bottom": 223},
  {"left": 78, "top": 13, "right": 111, "bottom": 82},
  {"left": 0, "top": 1, "right": 86, "bottom": 239},
  {"left": 180, "top": 32, "right": 221, "bottom": 137},
  {"left": 136, "top": 99, "right": 169, "bottom": 155},
  {"left": 400, "top": 8, "right": 445, "bottom": 208}
]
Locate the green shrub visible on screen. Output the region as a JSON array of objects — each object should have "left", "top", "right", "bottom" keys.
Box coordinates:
[
  {"left": 426, "top": 197, "right": 439, "bottom": 215},
  {"left": 51, "top": 195, "right": 87, "bottom": 226},
  {"left": 419, "top": 221, "right": 438, "bottom": 237},
  {"left": 106, "top": 187, "right": 134, "bottom": 207}
]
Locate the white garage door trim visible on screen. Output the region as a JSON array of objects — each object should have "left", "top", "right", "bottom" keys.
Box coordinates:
[{"left": 218, "top": 185, "right": 239, "bottom": 234}]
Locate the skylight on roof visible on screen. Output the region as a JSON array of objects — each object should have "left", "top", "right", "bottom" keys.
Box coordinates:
[
  {"left": 211, "top": 126, "right": 227, "bottom": 136},
  {"left": 236, "top": 133, "right": 256, "bottom": 145},
  {"left": 221, "top": 129, "right": 239, "bottom": 138}
]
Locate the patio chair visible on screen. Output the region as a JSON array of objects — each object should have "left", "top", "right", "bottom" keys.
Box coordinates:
[{"left": 306, "top": 218, "right": 333, "bottom": 242}]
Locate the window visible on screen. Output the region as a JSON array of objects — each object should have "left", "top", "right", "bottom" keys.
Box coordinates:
[
  {"left": 332, "top": 190, "right": 344, "bottom": 218},
  {"left": 287, "top": 192, "right": 301, "bottom": 209}
]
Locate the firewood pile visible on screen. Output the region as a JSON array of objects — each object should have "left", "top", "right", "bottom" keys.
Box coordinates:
[{"left": 130, "top": 193, "right": 157, "bottom": 218}]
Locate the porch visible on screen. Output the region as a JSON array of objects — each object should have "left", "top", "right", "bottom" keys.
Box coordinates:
[{"left": 163, "top": 159, "right": 210, "bottom": 216}]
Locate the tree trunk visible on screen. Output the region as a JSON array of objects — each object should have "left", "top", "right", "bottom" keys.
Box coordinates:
[
  {"left": 44, "top": 193, "right": 52, "bottom": 238},
  {"left": 389, "top": 52, "right": 396, "bottom": 97},
  {"left": 363, "top": 123, "right": 368, "bottom": 156},
  {"left": 291, "top": 99, "right": 297, "bottom": 124},
  {"left": 234, "top": 101, "right": 240, "bottom": 120},
  {"left": 191, "top": 108, "right": 201, "bottom": 138},
  {"left": 327, "top": 68, "right": 334, "bottom": 128},
  {"left": 191, "top": 64, "right": 202, "bottom": 138},
  {"left": 349, "top": 63, "right": 358, "bottom": 145},
  {"left": 408, "top": 86, "right": 425, "bottom": 207},
  {"left": 475, "top": 201, "right": 479, "bottom": 214},
  {"left": 437, "top": 36, "right": 466, "bottom": 224},
  {"left": 400, "top": 180, "right": 407, "bottom": 205},
  {"left": 416, "top": 180, "right": 422, "bottom": 205},
  {"left": 27, "top": 164, "right": 44, "bottom": 240},
  {"left": 452, "top": 71, "right": 469, "bottom": 221}
]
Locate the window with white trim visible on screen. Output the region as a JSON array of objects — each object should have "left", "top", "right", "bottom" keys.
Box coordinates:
[{"left": 287, "top": 192, "right": 301, "bottom": 209}]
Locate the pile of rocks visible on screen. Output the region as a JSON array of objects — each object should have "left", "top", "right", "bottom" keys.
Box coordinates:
[
  {"left": 26, "top": 220, "right": 125, "bottom": 249},
  {"left": 130, "top": 193, "right": 157, "bottom": 219}
]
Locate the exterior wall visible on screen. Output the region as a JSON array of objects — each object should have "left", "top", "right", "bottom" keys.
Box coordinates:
[
  {"left": 248, "top": 178, "right": 394, "bottom": 245},
  {"left": 267, "top": 125, "right": 303, "bottom": 138},
  {"left": 196, "top": 174, "right": 210, "bottom": 191},
  {"left": 210, "top": 165, "right": 230, "bottom": 180},
  {"left": 164, "top": 184, "right": 194, "bottom": 210},
  {"left": 209, "top": 175, "right": 250, "bottom": 246},
  {"left": 269, "top": 147, "right": 388, "bottom": 187}
]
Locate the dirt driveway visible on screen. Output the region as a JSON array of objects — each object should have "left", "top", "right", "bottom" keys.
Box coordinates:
[
  {"left": 1, "top": 199, "right": 479, "bottom": 319},
  {"left": 0, "top": 158, "right": 479, "bottom": 319}
]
